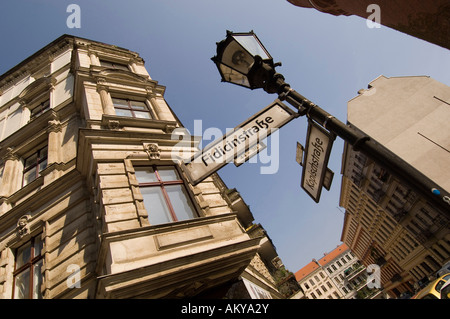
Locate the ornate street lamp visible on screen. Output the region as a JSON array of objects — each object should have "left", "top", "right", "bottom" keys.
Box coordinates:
[
  {"left": 211, "top": 31, "right": 282, "bottom": 93},
  {"left": 212, "top": 30, "right": 450, "bottom": 213}
]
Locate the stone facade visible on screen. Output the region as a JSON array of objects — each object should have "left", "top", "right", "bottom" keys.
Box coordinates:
[{"left": 0, "top": 35, "right": 284, "bottom": 299}]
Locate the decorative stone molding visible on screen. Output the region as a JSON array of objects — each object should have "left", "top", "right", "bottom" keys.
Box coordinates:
[
  {"left": 2, "top": 147, "right": 19, "bottom": 162},
  {"left": 17, "top": 76, "right": 55, "bottom": 106},
  {"left": 164, "top": 124, "right": 177, "bottom": 134},
  {"left": 143, "top": 143, "right": 160, "bottom": 160},
  {"left": 107, "top": 119, "right": 121, "bottom": 130},
  {"left": 17, "top": 215, "right": 31, "bottom": 239},
  {"left": 96, "top": 77, "right": 108, "bottom": 92},
  {"left": 47, "top": 117, "right": 62, "bottom": 133}
]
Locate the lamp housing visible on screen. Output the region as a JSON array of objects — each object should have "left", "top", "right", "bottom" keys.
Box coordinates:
[{"left": 212, "top": 31, "right": 279, "bottom": 92}]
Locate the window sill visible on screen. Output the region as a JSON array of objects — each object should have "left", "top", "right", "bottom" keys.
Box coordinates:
[{"left": 101, "top": 114, "right": 177, "bottom": 133}]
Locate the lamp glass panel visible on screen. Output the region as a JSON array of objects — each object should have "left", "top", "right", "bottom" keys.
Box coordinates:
[
  {"left": 221, "top": 40, "right": 254, "bottom": 75},
  {"left": 233, "top": 34, "right": 270, "bottom": 60},
  {"left": 219, "top": 64, "right": 250, "bottom": 88}
]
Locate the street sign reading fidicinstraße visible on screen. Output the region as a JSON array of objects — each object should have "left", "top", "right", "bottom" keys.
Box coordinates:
[
  {"left": 301, "top": 119, "right": 335, "bottom": 203},
  {"left": 182, "top": 99, "right": 298, "bottom": 185},
  {"left": 234, "top": 141, "right": 266, "bottom": 167}
]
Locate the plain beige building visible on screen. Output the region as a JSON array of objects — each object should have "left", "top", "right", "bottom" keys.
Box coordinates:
[
  {"left": 340, "top": 75, "right": 450, "bottom": 298},
  {"left": 0, "top": 35, "right": 287, "bottom": 299}
]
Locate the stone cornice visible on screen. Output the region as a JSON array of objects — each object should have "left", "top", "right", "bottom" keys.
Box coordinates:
[{"left": 0, "top": 36, "right": 73, "bottom": 93}]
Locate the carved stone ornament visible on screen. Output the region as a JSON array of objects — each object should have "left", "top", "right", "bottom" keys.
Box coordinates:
[
  {"left": 47, "top": 116, "right": 62, "bottom": 133},
  {"left": 107, "top": 119, "right": 121, "bottom": 130},
  {"left": 3, "top": 147, "right": 19, "bottom": 161},
  {"left": 144, "top": 143, "right": 160, "bottom": 159},
  {"left": 17, "top": 215, "right": 31, "bottom": 238}
]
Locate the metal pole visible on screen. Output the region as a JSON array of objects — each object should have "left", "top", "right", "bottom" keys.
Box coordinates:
[{"left": 275, "top": 80, "right": 450, "bottom": 214}]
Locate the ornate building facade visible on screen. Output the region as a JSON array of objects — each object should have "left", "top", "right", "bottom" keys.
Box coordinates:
[
  {"left": 295, "top": 243, "right": 384, "bottom": 299},
  {"left": 0, "top": 35, "right": 287, "bottom": 299}
]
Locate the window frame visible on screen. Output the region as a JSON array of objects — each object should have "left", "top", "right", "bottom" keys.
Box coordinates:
[
  {"left": 22, "top": 145, "right": 48, "bottom": 187},
  {"left": 99, "top": 59, "right": 130, "bottom": 71},
  {"left": 29, "top": 99, "right": 50, "bottom": 121},
  {"left": 12, "top": 234, "right": 44, "bottom": 299},
  {"left": 135, "top": 165, "right": 199, "bottom": 224},
  {"left": 111, "top": 97, "right": 155, "bottom": 119}
]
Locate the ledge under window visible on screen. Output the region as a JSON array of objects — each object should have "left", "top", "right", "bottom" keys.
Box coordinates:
[{"left": 101, "top": 114, "right": 177, "bottom": 133}]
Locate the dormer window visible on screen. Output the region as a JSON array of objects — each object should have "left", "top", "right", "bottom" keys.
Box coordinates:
[{"left": 99, "top": 60, "right": 130, "bottom": 71}]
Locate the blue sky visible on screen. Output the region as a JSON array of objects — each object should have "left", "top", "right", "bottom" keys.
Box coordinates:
[{"left": 1, "top": 1, "right": 449, "bottom": 273}]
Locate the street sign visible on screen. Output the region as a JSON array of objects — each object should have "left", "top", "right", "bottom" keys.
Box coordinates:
[
  {"left": 234, "top": 141, "right": 266, "bottom": 167},
  {"left": 182, "top": 99, "right": 297, "bottom": 185},
  {"left": 295, "top": 142, "right": 304, "bottom": 166},
  {"left": 323, "top": 167, "right": 334, "bottom": 191},
  {"left": 301, "top": 119, "right": 335, "bottom": 202}
]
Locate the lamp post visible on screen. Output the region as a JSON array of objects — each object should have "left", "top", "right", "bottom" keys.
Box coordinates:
[{"left": 211, "top": 30, "right": 450, "bottom": 213}]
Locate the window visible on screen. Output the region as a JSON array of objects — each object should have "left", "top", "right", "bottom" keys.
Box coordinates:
[
  {"left": 30, "top": 99, "right": 50, "bottom": 120},
  {"left": 135, "top": 166, "right": 198, "bottom": 225},
  {"left": 13, "top": 235, "right": 44, "bottom": 299},
  {"left": 112, "top": 98, "right": 153, "bottom": 119},
  {"left": 100, "top": 60, "right": 130, "bottom": 71},
  {"left": 23, "top": 146, "right": 48, "bottom": 186}
]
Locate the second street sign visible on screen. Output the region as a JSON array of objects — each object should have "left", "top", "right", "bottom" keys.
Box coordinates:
[
  {"left": 182, "top": 99, "right": 297, "bottom": 185},
  {"left": 301, "top": 119, "right": 335, "bottom": 203}
]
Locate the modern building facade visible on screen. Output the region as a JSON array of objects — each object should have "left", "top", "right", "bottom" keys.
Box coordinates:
[
  {"left": 340, "top": 75, "right": 450, "bottom": 298},
  {"left": 0, "top": 35, "right": 288, "bottom": 299},
  {"left": 294, "top": 243, "right": 383, "bottom": 299},
  {"left": 287, "top": 0, "right": 450, "bottom": 50}
]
